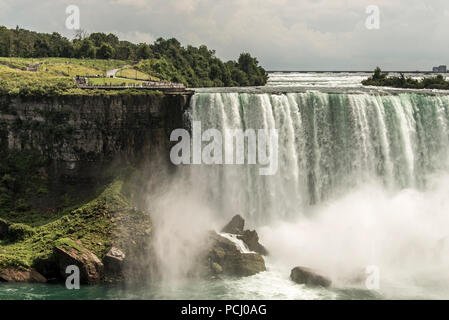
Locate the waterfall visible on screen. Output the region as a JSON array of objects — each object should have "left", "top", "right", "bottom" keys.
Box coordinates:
[
  {"left": 188, "top": 91, "right": 449, "bottom": 223},
  {"left": 219, "top": 233, "right": 254, "bottom": 253},
  {"left": 146, "top": 87, "right": 449, "bottom": 298}
]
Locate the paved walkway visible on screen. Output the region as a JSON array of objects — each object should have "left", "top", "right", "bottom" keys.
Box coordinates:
[
  {"left": 106, "top": 68, "right": 121, "bottom": 78},
  {"left": 105, "top": 64, "right": 133, "bottom": 78}
]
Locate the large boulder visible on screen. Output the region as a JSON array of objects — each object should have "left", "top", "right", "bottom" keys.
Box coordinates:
[
  {"left": 205, "top": 231, "right": 266, "bottom": 277},
  {"left": 238, "top": 230, "right": 268, "bottom": 256},
  {"left": 290, "top": 266, "right": 331, "bottom": 287},
  {"left": 0, "top": 268, "right": 46, "bottom": 283},
  {"left": 33, "top": 255, "right": 60, "bottom": 281},
  {"left": 54, "top": 238, "right": 104, "bottom": 284},
  {"left": 221, "top": 215, "right": 245, "bottom": 234},
  {"left": 221, "top": 215, "right": 268, "bottom": 256},
  {"left": 103, "top": 247, "right": 126, "bottom": 275}
]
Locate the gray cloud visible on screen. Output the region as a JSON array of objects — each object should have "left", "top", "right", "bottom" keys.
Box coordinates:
[{"left": 1, "top": 0, "right": 448, "bottom": 70}]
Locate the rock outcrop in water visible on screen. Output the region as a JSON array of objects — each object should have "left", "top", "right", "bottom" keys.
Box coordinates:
[
  {"left": 290, "top": 266, "right": 331, "bottom": 287},
  {"left": 54, "top": 238, "right": 104, "bottom": 284},
  {"left": 103, "top": 247, "right": 126, "bottom": 276},
  {"left": 238, "top": 230, "right": 269, "bottom": 256},
  {"left": 0, "top": 268, "right": 46, "bottom": 283},
  {"left": 205, "top": 231, "right": 266, "bottom": 277},
  {"left": 220, "top": 215, "right": 268, "bottom": 256},
  {"left": 203, "top": 215, "right": 267, "bottom": 277},
  {"left": 221, "top": 214, "right": 245, "bottom": 234}
]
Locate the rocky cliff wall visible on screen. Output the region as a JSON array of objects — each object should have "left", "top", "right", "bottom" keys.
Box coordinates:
[{"left": 0, "top": 93, "right": 192, "bottom": 181}]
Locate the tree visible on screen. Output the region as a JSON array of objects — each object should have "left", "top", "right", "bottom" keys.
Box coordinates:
[
  {"left": 373, "top": 66, "right": 387, "bottom": 80},
  {"left": 76, "top": 39, "right": 96, "bottom": 58},
  {"left": 115, "top": 45, "right": 132, "bottom": 60},
  {"left": 105, "top": 33, "right": 119, "bottom": 47},
  {"left": 74, "top": 29, "right": 88, "bottom": 40},
  {"left": 88, "top": 32, "right": 108, "bottom": 47},
  {"left": 136, "top": 43, "right": 152, "bottom": 60},
  {"left": 33, "top": 38, "right": 51, "bottom": 57},
  {"left": 0, "top": 26, "right": 12, "bottom": 56},
  {"left": 97, "top": 42, "right": 114, "bottom": 59}
]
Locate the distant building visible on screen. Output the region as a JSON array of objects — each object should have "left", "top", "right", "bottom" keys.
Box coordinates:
[{"left": 433, "top": 65, "right": 447, "bottom": 73}]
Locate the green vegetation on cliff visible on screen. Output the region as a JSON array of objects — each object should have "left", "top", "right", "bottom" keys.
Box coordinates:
[
  {"left": 0, "top": 176, "right": 151, "bottom": 271},
  {"left": 0, "top": 26, "right": 268, "bottom": 88},
  {"left": 362, "top": 67, "right": 449, "bottom": 90}
]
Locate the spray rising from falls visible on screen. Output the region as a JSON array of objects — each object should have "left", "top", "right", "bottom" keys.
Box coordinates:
[{"left": 189, "top": 91, "right": 449, "bottom": 223}]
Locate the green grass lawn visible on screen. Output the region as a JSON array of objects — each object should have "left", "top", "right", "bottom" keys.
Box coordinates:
[
  {"left": 116, "top": 67, "right": 159, "bottom": 81},
  {"left": 0, "top": 57, "right": 128, "bottom": 73},
  {"left": 0, "top": 58, "right": 161, "bottom": 96}
]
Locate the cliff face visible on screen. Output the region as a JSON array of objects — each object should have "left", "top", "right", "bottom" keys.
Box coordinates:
[
  {"left": 0, "top": 93, "right": 194, "bottom": 276},
  {"left": 0, "top": 93, "right": 191, "bottom": 180}
]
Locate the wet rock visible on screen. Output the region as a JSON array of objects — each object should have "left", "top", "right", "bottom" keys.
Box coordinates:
[
  {"left": 206, "top": 231, "right": 266, "bottom": 277},
  {"left": 221, "top": 215, "right": 268, "bottom": 256},
  {"left": 238, "top": 230, "right": 268, "bottom": 256},
  {"left": 54, "top": 238, "right": 104, "bottom": 284},
  {"left": 211, "top": 262, "right": 223, "bottom": 275},
  {"left": 290, "top": 266, "right": 331, "bottom": 287},
  {"left": 221, "top": 214, "right": 245, "bottom": 234},
  {"left": 103, "top": 247, "right": 126, "bottom": 275},
  {"left": 0, "top": 268, "right": 46, "bottom": 283}
]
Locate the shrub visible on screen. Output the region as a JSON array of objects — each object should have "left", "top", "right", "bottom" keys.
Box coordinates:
[
  {"left": 7, "top": 223, "right": 35, "bottom": 242},
  {"left": 54, "top": 237, "right": 83, "bottom": 253}
]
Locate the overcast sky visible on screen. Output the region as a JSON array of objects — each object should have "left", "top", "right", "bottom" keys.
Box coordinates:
[{"left": 1, "top": 0, "right": 448, "bottom": 70}]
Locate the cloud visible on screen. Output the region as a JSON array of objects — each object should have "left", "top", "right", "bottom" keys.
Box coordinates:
[
  {"left": 115, "top": 31, "right": 156, "bottom": 44},
  {"left": 1, "top": 0, "right": 448, "bottom": 70}
]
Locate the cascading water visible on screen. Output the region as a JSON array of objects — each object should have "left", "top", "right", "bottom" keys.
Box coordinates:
[
  {"left": 128, "top": 73, "right": 449, "bottom": 299},
  {"left": 177, "top": 89, "right": 449, "bottom": 299},
  {"left": 219, "top": 233, "right": 254, "bottom": 253},
  {"left": 189, "top": 91, "right": 449, "bottom": 224}
]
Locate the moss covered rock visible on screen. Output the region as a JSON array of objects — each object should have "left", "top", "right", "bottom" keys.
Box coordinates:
[{"left": 54, "top": 238, "right": 104, "bottom": 285}]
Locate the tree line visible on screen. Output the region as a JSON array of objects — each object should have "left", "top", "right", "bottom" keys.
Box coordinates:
[
  {"left": 0, "top": 26, "right": 268, "bottom": 87},
  {"left": 362, "top": 67, "right": 449, "bottom": 90}
]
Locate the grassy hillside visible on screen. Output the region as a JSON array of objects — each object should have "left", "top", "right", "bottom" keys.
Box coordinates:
[
  {"left": 0, "top": 57, "right": 162, "bottom": 96},
  {"left": 0, "top": 26, "right": 268, "bottom": 88},
  {"left": 116, "top": 67, "right": 159, "bottom": 81}
]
